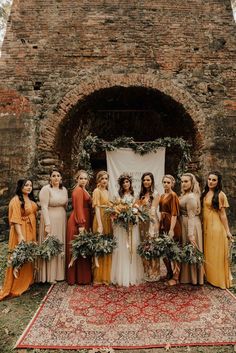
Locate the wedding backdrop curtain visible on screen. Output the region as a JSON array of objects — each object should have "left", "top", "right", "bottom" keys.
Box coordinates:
[{"left": 106, "top": 148, "right": 165, "bottom": 198}]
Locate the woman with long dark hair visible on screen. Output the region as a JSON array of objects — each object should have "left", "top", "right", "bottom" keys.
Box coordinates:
[
  {"left": 111, "top": 173, "right": 144, "bottom": 286},
  {"left": 37, "top": 168, "right": 68, "bottom": 283},
  {"left": 0, "top": 179, "right": 37, "bottom": 300},
  {"left": 202, "top": 171, "right": 233, "bottom": 289},
  {"left": 136, "top": 172, "right": 160, "bottom": 282}
]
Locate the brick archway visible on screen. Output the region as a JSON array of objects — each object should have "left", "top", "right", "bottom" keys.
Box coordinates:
[{"left": 39, "top": 73, "right": 205, "bottom": 154}]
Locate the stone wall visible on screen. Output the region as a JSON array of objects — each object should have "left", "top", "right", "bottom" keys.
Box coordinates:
[{"left": 0, "top": 0, "right": 235, "bottom": 238}]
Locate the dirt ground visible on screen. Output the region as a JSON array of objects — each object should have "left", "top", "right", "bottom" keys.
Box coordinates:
[{"left": 0, "top": 241, "right": 235, "bottom": 353}]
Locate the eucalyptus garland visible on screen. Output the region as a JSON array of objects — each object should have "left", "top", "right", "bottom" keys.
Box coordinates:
[
  {"left": 181, "top": 243, "right": 204, "bottom": 265},
  {"left": 79, "top": 134, "right": 191, "bottom": 176}
]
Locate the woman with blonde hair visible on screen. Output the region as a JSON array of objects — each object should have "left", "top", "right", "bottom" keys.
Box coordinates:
[
  {"left": 66, "top": 170, "right": 92, "bottom": 285},
  {"left": 92, "top": 171, "right": 113, "bottom": 285},
  {"left": 179, "top": 173, "right": 204, "bottom": 285},
  {"left": 159, "top": 174, "right": 181, "bottom": 285}
]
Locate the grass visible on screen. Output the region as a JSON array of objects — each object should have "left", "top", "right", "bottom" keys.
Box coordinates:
[{"left": 0, "top": 241, "right": 235, "bottom": 353}]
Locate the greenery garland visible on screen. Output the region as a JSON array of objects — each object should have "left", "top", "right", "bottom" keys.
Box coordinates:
[{"left": 79, "top": 134, "right": 191, "bottom": 176}]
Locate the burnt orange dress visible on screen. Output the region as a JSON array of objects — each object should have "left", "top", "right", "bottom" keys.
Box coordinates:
[
  {"left": 159, "top": 192, "right": 181, "bottom": 240},
  {"left": 0, "top": 196, "right": 37, "bottom": 300},
  {"left": 66, "top": 186, "right": 92, "bottom": 285}
]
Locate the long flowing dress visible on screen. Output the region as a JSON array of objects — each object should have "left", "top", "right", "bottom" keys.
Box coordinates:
[
  {"left": 37, "top": 184, "right": 68, "bottom": 283},
  {"left": 137, "top": 192, "right": 160, "bottom": 282},
  {"left": 92, "top": 187, "right": 112, "bottom": 285},
  {"left": 66, "top": 186, "right": 92, "bottom": 285},
  {"left": 159, "top": 191, "right": 182, "bottom": 278},
  {"left": 0, "top": 196, "right": 37, "bottom": 300},
  {"left": 111, "top": 194, "right": 144, "bottom": 286},
  {"left": 179, "top": 193, "right": 204, "bottom": 285},
  {"left": 203, "top": 191, "right": 232, "bottom": 289}
]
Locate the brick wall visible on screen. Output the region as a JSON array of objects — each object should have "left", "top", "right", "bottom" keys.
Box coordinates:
[{"left": 0, "top": 0, "right": 235, "bottom": 238}]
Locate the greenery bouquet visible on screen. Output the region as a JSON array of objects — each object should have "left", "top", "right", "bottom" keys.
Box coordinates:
[
  {"left": 38, "top": 235, "right": 64, "bottom": 261},
  {"left": 8, "top": 241, "right": 38, "bottom": 270},
  {"left": 70, "top": 230, "right": 95, "bottom": 260}
]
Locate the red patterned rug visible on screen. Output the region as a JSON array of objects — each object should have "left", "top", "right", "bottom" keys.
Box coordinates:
[{"left": 16, "top": 282, "right": 236, "bottom": 350}]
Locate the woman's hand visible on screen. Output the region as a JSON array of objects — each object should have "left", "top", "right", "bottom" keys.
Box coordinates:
[
  {"left": 97, "top": 225, "right": 103, "bottom": 234},
  {"left": 189, "top": 235, "right": 197, "bottom": 247},
  {"left": 13, "top": 268, "right": 19, "bottom": 278},
  {"left": 78, "top": 227, "right": 85, "bottom": 233},
  {"left": 17, "top": 234, "right": 25, "bottom": 243},
  {"left": 168, "top": 229, "right": 174, "bottom": 238},
  {"left": 45, "top": 225, "right": 51, "bottom": 235},
  {"left": 227, "top": 232, "right": 234, "bottom": 242}
]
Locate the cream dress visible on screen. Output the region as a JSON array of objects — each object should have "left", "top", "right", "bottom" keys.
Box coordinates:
[
  {"left": 179, "top": 193, "right": 204, "bottom": 285},
  {"left": 37, "top": 184, "right": 68, "bottom": 283},
  {"left": 111, "top": 194, "right": 144, "bottom": 286}
]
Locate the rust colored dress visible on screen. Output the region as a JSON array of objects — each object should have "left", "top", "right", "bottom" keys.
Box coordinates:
[
  {"left": 0, "top": 196, "right": 37, "bottom": 300},
  {"left": 159, "top": 191, "right": 181, "bottom": 240},
  {"left": 92, "top": 187, "right": 112, "bottom": 285},
  {"left": 66, "top": 186, "right": 92, "bottom": 285}
]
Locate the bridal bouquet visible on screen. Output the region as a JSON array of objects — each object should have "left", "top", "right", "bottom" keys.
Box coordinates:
[
  {"left": 8, "top": 241, "right": 39, "bottom": 270},
  {"left": 38, "top": 235, "right": 64, "bottom": 261},
  {"left": 105, "top": 200, "right": 150, "bottom": 231}
]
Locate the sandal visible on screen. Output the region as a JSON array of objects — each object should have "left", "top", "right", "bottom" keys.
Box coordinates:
[{"left": 167, "top": 278, "right": 179, "bottom": 286}]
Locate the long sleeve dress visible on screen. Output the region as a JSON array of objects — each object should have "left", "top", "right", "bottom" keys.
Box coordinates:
[
  {"left": 203, "top": 191, "right": 232, "bottom": 289},
  {"left": 66, "top": 186, "right": 92, "bottom": 285},
  {"left": 37, "top": 184, "right": 68, "bottom": 283},
  {"left": 179, "top": 193, "right": 204, "bottom": 285},
  {"left": 0, "top": 196, "right": 37, "bottom": 300},
  {"left": 111, "top": 194, "right": 144, "bottom": 286},
  {"left": 92, "top": 187, "right": 112, "bottom": 285}
]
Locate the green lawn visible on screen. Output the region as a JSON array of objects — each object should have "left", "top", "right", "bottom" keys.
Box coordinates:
[{"left": 0, "top": 241, "right": 235, "bottom": 353}]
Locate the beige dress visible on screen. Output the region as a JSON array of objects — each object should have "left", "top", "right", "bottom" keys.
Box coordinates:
[
  {"left": 37, "top": 184, "right": 68, "bottom": 283},
  {"left": 179, "top": 193, "right": 204, "bottom": 285}
]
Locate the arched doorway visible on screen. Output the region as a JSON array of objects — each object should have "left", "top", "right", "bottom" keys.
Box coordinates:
[{"left": 56, "top": 85, "right": 200, "bottom": 188}]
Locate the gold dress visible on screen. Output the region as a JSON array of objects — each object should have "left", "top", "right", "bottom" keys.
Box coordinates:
[
  {"left": 203, "top": 191, "right": 232, "bottom": 289},
  {"left": 92, "top": 187, "right": 112, "bottom": 285},
  {"left": 0, "top": 196, "right": 37, "bottom": 300}
]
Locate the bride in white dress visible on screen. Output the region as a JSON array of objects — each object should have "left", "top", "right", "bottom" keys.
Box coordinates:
[{"left": 111, "top": 174, "right": 144, "bottom": 286}]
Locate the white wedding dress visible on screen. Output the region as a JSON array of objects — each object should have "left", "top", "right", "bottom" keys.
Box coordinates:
[{"left": 111, "top": 194, "right": 144, "bottom": 286}]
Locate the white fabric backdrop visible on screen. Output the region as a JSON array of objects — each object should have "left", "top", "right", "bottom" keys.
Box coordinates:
[{"left": 106, "top": 148, "right": 165, "bottom": 198}]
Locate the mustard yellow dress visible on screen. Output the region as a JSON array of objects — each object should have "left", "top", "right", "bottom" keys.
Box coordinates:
[
  {"left": 0, "top": 196, "right": 37, "bottom": 300},
  {"left": 203, "top": 191, "right": 232, "bottom": 289},
  {"left": 92, "top": 187, "right": 112, "bottom": 285}
]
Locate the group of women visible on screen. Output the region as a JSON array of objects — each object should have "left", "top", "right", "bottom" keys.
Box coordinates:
[{"left": 0, "top": 168, "right": 233, "bottom": 301}]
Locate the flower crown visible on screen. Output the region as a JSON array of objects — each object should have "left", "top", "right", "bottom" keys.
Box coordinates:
[{"left": 118, "top": 173, "right": 133, "bottom": 184}]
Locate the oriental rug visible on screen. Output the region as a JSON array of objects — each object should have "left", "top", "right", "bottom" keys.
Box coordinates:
[{"left": 16, "top": 281, "right": 236, "bottom": 350}]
